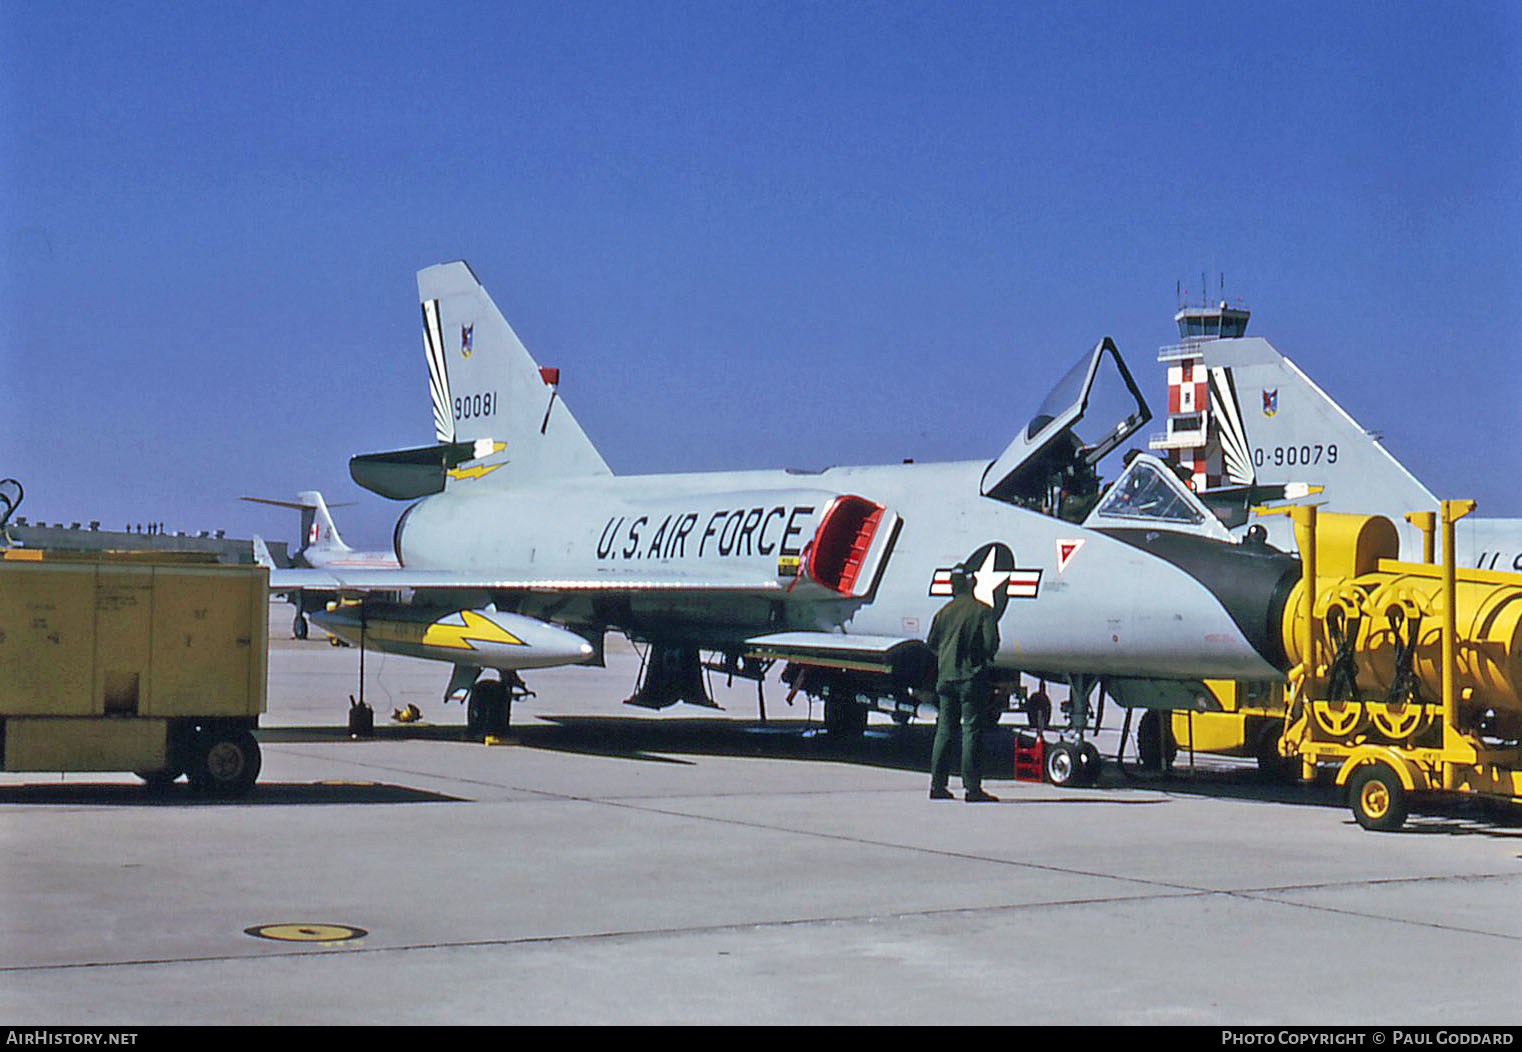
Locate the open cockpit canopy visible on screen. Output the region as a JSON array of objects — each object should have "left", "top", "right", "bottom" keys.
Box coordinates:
[{"left": 980, "top": 338, "right": 1151, "bottom": 512}]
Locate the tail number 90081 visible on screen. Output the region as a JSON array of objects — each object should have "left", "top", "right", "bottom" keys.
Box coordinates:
[{"left": 455, "top": 392, "right": 496, "bottom": 421}]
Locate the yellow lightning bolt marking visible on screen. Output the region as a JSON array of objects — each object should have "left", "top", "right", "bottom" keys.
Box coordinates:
[
  {"left": 447, "top": 463, "right": 505, "bottom": 482},
  {"left": 422, "top": 610, "right": 527, "bottom": 651},
  {"left": 447, "top": 442, "right": 508, "bottom": 482}
]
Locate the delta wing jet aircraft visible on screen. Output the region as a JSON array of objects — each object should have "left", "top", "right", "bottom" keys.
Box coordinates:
[
  {"left": 245, "top": 491, "right": 398, "bottom": 572},
  {"left": 1148, "top": 306, "right": 1522, "bottom": 571},
  {"left": 278, "top": 261, "right": 1317, "bottom": 782},
  {"left": 246, "top": 491, "right": 400, "bottom": 638}
]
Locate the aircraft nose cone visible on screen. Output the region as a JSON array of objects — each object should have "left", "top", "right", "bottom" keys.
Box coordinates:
[{"left": 1092, "top": 527, "right": 1301, "bottom": 670}]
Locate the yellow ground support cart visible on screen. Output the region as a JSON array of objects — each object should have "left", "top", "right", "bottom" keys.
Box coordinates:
[
  {"left": 1159, "top": 679, "right": 1290, "bottom": 777},
  {"left": 1270, "top": 502, "right": 1522, "bottom": 830},
  {"left": 0, "top": 553, "right": 268, "bottom": 795},
  {"left": 1140, "top": 503, "right": 1522, "bottom": 831}
]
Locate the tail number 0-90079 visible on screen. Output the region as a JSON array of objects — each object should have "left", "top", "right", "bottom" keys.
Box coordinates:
[{"left": 1253, "top": 443, "right": 1338, "bottom": 468}]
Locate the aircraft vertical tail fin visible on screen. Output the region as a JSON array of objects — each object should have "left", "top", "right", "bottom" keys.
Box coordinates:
[
  {"left": 296, "top": 490, "right": 350, "bottom": 553},
  {"left": 1194, "top": 337, "right": 1438, "bottom": 556},
  {"left": 418, "top": 261, "right": 611, "bottom": 486},
  {"left": 1201, "top": 338, "right": 1435, "bottom": 509},
  {"left": 251, "top": 535, "right": 277, "bottom": 569},
  {"left": 241, "top": 492, "right": 353, "bottom": 559}
]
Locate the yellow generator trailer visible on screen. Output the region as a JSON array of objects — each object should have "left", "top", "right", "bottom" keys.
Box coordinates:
[
  {"left": 0, "top": 554, "right": 269, "bottom": 795},
  {"left": 1139, "top": 503, "right": 1522, "bottom": 832},
  {"left": 1270, "top": 503, "right": 1522, "bottom": 830}
]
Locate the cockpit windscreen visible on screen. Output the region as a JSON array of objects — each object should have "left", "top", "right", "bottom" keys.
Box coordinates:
[{"left": 1093, "top": 458, "right": 1205, "bottom": 525}]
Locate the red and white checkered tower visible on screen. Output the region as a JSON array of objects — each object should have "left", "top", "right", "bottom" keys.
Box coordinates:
[{"left": 1147, "top": 292, "right": 1251, "bottom": 491}]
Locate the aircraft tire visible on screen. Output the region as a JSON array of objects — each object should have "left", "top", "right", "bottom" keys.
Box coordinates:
[
  {"left": 467, "top": 679, "right": 510, "bottom": 738},
  {"left": 1044, "top": 741, "right": 1080, "bottom": 786},
  {"left": 1137, "top": 710, "right": 1175, "bottom": 772},
  {"left": 1077, "top": 742, "right": 1101, "bottom": 786},
  {"left": 1348, "top": 764, "right": 1408, "bottom": 832},
  {"left": 1025, "top": 691, "right": 1051, "bottom": 730},
  {"left": 293, "top": 612, "right": 308, "bottom": 640}
]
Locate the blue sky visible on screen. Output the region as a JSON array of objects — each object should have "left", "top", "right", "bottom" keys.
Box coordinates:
[{"left": 2, "top": 1, "right": 1518, "bottom": 549}]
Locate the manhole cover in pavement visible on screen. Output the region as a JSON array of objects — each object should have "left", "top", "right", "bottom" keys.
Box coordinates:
[{"left": 244, "top": 923, "right": 368, "bottom": 943}]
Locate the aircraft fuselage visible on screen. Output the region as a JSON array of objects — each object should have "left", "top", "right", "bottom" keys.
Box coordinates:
[{"left": 396, "top": 459, "right": 1294, "bottom": 683}]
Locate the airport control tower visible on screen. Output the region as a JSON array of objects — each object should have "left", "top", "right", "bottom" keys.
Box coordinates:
[{"left": 1148, "top": 297, "right": 1251, "bottom": 491}]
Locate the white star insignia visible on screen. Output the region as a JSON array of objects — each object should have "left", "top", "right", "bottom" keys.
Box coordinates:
[{"left": 970, "top": 548, "right": 1010, "bottom": 607}]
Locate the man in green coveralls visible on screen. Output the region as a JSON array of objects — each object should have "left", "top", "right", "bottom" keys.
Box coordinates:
[{"left": 927, "top": 564, "right": 1001, "bottom": 802}]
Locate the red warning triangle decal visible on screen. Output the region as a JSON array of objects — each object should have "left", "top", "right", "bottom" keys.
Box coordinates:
[{"left": 1056, "top": 539, "right": 1084, "bottom": 573}]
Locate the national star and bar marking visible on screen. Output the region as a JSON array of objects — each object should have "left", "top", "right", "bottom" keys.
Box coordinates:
[{"left": 928, "top": 543, "right": 1041, "bottom": 601}]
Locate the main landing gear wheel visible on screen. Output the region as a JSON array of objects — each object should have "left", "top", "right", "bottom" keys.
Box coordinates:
[
  {"left": 467, "top": 678, "right": 511, "bottom": 738},
  {"left": 1348, "top": 764, "right": 1409, "bottom": 832},
  {"left": 1045, "top": 741, "right": 1101, "bottom": 787},
  {"left": 1137, "top": 710, "right": 1176, "bottom": 772}
]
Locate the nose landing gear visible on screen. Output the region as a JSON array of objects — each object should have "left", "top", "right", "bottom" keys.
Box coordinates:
[{"left": 1043, "top": 738, "right": 1102, "bottom": 787}]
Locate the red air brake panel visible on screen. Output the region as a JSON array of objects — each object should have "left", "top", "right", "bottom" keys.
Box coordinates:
[{"left": 805, "top": 495, "right": 895, "bottom": 597}]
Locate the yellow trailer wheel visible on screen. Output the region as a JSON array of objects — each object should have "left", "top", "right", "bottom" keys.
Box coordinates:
[{"left": 1348, "top": 764, "right": 1408, "bottom": 832}]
